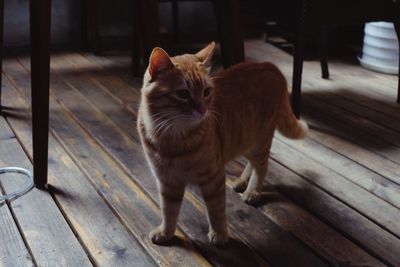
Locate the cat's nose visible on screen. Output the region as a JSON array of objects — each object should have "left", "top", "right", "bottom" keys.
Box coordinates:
[{"left": 197, "top": 105, "right": 207, "bottom": 115}]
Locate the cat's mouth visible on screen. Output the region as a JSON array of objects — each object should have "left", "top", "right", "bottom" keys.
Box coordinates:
[{"left": 191, "top": 109, "right": 208, "bottom": 120}]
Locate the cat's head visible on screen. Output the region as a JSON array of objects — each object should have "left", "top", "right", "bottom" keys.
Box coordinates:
[{"left": 141, "top": 42, "right": 216, "bottom": 133}]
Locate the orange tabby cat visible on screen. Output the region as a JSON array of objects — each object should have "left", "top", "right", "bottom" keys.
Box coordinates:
[{"left": 137, "top": 42, "right": 308, "bottom": 245}]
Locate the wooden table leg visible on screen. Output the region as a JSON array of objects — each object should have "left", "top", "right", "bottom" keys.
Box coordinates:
[
  {"left": 132, "top": 0, "right": 159, "bottom": 76},
  {"left": 86, "top": 0, "right": 100, "bottom": 54},
  {"left": 212, "top": 0, "right": 244, "bottom": 68},
  {"left": 395, "top": 21, "right": 400, "bottom": 104},
  {"left": 132, "top": 0, "right": 142, "bottom": 76},
  {"left": 292, "top": 0, "right": 306, "bottom": 118},
  {"left": 318, "top": 26, "right": 329, "bottom": 79},
  {"left": 172, "top": 0, "right": 179, "bottom": 42},
  {"left": 30, "top": 0, "right": 51, "bottom": 189},
  {"left": 0, "top": 0, "right": 4, "bottom": 110}
]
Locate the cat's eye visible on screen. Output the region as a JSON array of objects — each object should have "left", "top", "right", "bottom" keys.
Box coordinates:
[
  {"left": 175, "top": 89, "right": 191, "bottom": 100},
  {"left": 203, "top": 87, "right": 212, "bottom": 97}
]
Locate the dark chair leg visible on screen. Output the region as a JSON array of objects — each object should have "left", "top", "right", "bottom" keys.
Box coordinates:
[
  {"left": 212, "top": 0, "right": 245, "bottom": 68},
  {"left": 0, "top": 0, "right": 4, "bottom": 111},
  {"left": 86, "top": 0, "right": 100, "bottom": 54},
  {"left": 172, "top": 0, "right": 179, "bottom": 42},
  {"left": 133, "top": 0, "right": 159, "bottom": 73},
  {"left": 30, "top": 0, "right": 51, "bottom": 189},
  {"left": 318, "top": 26, "right": 329, "bottom": 79},
  {"left": 292, "top": 0, "right": 306, "bottom": 118},
  {"left": 132, "top": 0, "right": 142, "bottom": 76},
  {"left": 394, "top": 21, "right": 400, "bottom": 104}
]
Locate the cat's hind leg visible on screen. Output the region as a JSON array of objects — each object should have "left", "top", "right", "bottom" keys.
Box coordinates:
[
  {"left": 232, "top": 162, "right": 252, "bottom": 193},
  {"left": 241, "top": 140, "right": 272, "bottom": 206}
]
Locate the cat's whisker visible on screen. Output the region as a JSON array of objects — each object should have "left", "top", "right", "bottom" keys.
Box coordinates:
[{"left": 152, "top": 114, "right": 188, "bottom": 136}]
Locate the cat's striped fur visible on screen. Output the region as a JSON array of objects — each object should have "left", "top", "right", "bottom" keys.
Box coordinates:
[{"left": 137, "top": 42, "right": 308, "bottom": 245}]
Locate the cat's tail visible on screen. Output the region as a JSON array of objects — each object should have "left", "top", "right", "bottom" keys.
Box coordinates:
[{"left": 277, "top": 90, "right": 308, "bottom": 139}]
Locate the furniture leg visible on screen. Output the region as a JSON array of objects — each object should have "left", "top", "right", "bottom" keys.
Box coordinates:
[
  {"left": 292, "top": 0, "right": 306, "bottom": 118},
  {"left": 394, "top": 21, "right": 400, "bottom": 104},
  {"left": 86, "top": 0, "right": 100, "bottom": 54},
  {"left": 172, "top": 0, "right": 179, "bottom": 42},
  {"left": 138, "top": 0, "right": 160, "bottom": 65},
  {"left": 30, "top": 0, "right": 51, "bottom": 189},
  {"left": 211, "top": 0, "right": 244, "bottom": 67},
  {"left": 132, "top": 0, "right": 142, "bottom": 76},
  {"left": 318, "top": 26, "right": 329, "bottom": 79},
  {"left": 0, "top": 0, "right": 4, "bottom": 111}
]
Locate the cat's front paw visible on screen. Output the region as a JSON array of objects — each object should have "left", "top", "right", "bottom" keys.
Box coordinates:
[
  {"left": 208, "top": 230, "right": 229, "bottom": 246},
  {"left": 242, "top": 190, "right": 261, "bottom": 206},
  {"left": 150, "top": 227, "right": 174, "bottom": 245}
]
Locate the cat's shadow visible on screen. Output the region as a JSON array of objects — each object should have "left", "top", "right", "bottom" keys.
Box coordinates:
[{"left": 160, "top": 235, "right": 266, "bottom": 267}]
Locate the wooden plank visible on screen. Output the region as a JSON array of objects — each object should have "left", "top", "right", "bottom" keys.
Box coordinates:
[
  {"left": 324, "top": 88, "right": 400, "bottom": 122},
  {"left": 323, "top": 61, "right": 398, "bottom": 102},
  {"left": 309, "top": 90, "right": 400, "bottom": 134},
  {"left": 51, "top": 57, "right": 141, "bottom": 142},
  {"left": 79, "top": 52, "right": 134, "bottom": 80},
  {"left": 303, "top": 98, "right": 398, "bottom": 158},
  {"left": 14, "top": 56, "right": 265, "bottom": 267},
  {"left": 276, "top": 134, "right": 400, "bottom": 209},
  {"left": 59, "top": 53, "right": 142, "bottom": 117},
  {"left": 266, "top": 159, "right": 400, "bottom": 267},
  {"left": 304, "top": 95, "right": 400, "bottom": 151},
  {"left": 0, "top": 193, "right": 33, "bottom": 266},
  {"left": 269, "top": 138, "right": 400, "bottom": 238},
  {"left": 300, "top": 99, "right": 400, "bottom": 186},
  {"left": 0, "top": 116, "right": 92, "bottom": 266},
  {"left": 225, "top": 161, "right": 385, "bottom": 267},
  {"left": 2, "top": 67, "right": 156, "bottom": 266}
]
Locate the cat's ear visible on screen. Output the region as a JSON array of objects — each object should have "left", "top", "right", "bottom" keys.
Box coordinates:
[
  {"left": 195, "top": 41, "right": 216, "bottom": 68},
  {"left": 149, "top": 47, "right": 175, "bottom": 79}
]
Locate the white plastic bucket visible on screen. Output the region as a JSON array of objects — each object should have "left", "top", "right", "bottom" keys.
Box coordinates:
[{"left": 359, "top": 22, "right": 399, "bottom": 75}]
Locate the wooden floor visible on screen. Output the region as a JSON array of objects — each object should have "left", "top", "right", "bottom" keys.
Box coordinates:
[{"left": 1, "top": 39, "right": 400, "bottom": 267}]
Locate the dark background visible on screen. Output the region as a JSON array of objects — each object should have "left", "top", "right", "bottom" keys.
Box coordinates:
[{"left": 4, "top": 0, "right": 363, "bottom": 57}]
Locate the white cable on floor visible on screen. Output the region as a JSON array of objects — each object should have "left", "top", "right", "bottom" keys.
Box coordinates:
[{"left": 0, "top": 167, "right": 34, "bottom": 202}]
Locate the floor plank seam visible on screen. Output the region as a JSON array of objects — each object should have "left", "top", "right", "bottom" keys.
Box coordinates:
[
  {"left": 304, "top": 98, "right": 400, "bottom": 152},
  {"left": 266, "top": 161, "right": 395, "bottom": 267},
  {"left": 269, "top": 157, "right": 400, "bottom": 241},
  {"left": 303, "top": 103, "right": 400, "bottom": 168},
  {"left": 2, "top": 195, "right": 39, "bottom": 267},
  {"left": 302, "top": 135, "right": 400, "bottom": 195},
  {"left": 276, "top": 135, "right": 400, "bottom": 209},
  {"left": 313, "top": 91, "right": 400, "bottom": 133},
  {"left": 308, "top": 93, "right": 400, "bottom": 142}
]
